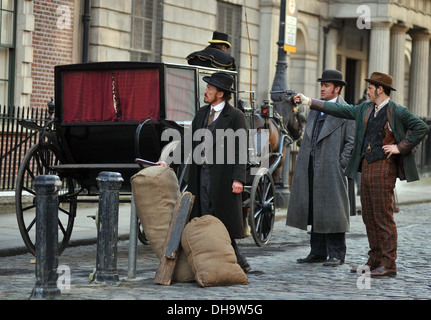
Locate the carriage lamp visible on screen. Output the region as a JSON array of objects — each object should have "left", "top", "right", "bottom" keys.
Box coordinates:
[{"left": 261, "top": 100, "right": 273, "bottom": 119}]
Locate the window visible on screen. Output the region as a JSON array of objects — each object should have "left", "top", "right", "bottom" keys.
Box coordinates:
[
  {"left": 0, "top": 0, "right": 15, "bottom": 107},
  {"left": 217, "top": 1, "right": 242, "bottom": 70},
  {"left": 130, "top": 0, "right": 163, "bottom": 62}
]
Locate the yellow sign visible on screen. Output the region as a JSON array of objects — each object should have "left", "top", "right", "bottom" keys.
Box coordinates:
[{"left": 284, "top": 0, "right": 298, "bottom": 53}]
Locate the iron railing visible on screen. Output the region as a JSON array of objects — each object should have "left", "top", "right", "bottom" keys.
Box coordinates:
[{"left": 0, "top": 105, "right": 50, "bottom": 190}]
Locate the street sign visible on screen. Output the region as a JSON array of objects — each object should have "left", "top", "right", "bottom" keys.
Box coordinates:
[{"left": 284, "top": 0, "right": 298, "bottom": 53}]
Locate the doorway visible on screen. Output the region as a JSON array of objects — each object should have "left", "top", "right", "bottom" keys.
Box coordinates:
[{"left": 345, "top": 58, "right": 357, "bottom": 104}]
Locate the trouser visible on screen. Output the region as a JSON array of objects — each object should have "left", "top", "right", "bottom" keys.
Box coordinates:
[
  {"left": 310, "top": 230, "right": 346, "bottom": 261},
  {"left": 200, "top": 166, "right": 214, "bottom": 216},
  {"left": 360, "top": 158, "right": 398, "bottom": 271},
  {"left": 308, "top": 156, "right": 346, "bottom": 261}
]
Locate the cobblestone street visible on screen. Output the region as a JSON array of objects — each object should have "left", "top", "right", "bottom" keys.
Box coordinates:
[{"left": 1, "top": 202, "right": 430, "bottom": 302}]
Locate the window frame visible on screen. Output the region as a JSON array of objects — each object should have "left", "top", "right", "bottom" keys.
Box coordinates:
[
  {"left": 130, "top": 0, "right": 163, "bottom": 62},
  {"left": 0, "top": 0, "right": 17, "bottom": 107},
  {"left": 216, "top": 1, "right": 242, "bottom": 71}
]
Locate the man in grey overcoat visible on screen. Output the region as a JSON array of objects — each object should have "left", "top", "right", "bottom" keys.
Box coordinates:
[{"left": 286, "top": 70, "right": 355, "bottom": 266}]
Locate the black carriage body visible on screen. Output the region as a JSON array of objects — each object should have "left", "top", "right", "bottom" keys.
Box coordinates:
[{"left": 54, "top": 62, "right": 238, "bottom": 190}]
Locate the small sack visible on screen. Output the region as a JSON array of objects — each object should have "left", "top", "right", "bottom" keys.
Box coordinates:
[
  {"left": 131, "top": 166, "right": 194, "bottom": 282},
  {"left": 181, "top": 215, "right": 249, "bottom": 287}
]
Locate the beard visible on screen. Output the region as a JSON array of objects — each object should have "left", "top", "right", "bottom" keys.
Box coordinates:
[{"left": 204, "top": 94, "right": 216, "bottom": 105}]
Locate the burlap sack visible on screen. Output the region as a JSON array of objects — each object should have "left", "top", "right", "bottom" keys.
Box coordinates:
[
  {"left": 131, "top": 166, "right": 194, "bottom": 282},
  {"left": 181, "top": 215, "right": 249, "bottom": 287}
]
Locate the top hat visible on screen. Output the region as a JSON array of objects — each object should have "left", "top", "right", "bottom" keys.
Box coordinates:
[
  {"left": 208, "top": 31, "right": 232, "bottom": 48},
  {"left": 203, "top": 72, "right": 236, "bottom": 93},
  {"left": 317, "top": 69, "right": 347, "bottom": 86},
  {"left": 365, "top": 72, "right": 396, "bottom": 91}
]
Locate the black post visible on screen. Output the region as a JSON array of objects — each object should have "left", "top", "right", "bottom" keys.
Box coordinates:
[
  {"left": 271, "top": 0, "right": 291, "bottom": 207},
  {"left": 271, "top": 0, "right": 287, "bottom": 100},
  {"left": 93, "top": 171, "right": 123, "bottom": 284},
  {"left": 30, "top": 175, "right": 62, "bottom": 300}
]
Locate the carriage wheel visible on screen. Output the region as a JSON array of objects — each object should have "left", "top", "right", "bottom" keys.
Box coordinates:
[
  {"left": 248, "top": 168, "right": 276, "bottom": 246},
  {"left": 15, "top": 142, "right": 77, "bottom": 256}
]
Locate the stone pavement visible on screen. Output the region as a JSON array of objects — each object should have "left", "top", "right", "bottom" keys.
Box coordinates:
[
  {"left": 0, "top": 177, "right": 430, "bottom": 303},
  {"left": 0, "top": 203, "right": 430, "bottom": 302}
]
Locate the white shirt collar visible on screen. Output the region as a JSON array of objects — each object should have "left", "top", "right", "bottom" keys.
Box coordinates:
[
  {"left": 210, "top": 101, "right": 225, "bottom": 122},
  {"left": 374, "top": 98, "right": 390, "bottom": 116},
  {"left": 211, "top": 101, "right": 225, "bottom": 112},
  {"left": 376, "top": 98, "right": 390, "bottom": 111}
]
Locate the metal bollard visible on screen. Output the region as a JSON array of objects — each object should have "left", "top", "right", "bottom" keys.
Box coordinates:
[
  {"left": 29, "top": 175, "right": 62, "bottom": 300},
  {"left": 127, "top": 192, "right": 138, "bottom": 279},
  {"left": 93, "top": 171, "right": 123, "bottom": 284}
]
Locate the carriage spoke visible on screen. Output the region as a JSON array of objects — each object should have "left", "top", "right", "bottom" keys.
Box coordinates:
[
  {"left": 25, "top": 217, "right": 36, "bottom": 233},
  {"left": 24, "top": 165, "right": 36, "bottom": 181},
  {"left": 263, "top": 179, "right": 272, "bottom": 199},
  {"left": 22, "top": 204, "right": 36, "bottom": 212},
  {"left": 58, "top": 206, "right": 72, "bottom": 216},
  {"left": 58, "top": 219, "right": 67, "bottom": 236},
  {"left": 22, "top": 186, "right": 36, "bottom": 196},
  {"left": 254, "top": 209, "right": 263, "bottom": 231}
]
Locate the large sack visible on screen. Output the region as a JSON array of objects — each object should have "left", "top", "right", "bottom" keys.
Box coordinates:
[
  {"left": 131, "top": 166, "right": 194, "bottom": 282},
  {"left": 181, "top": 215, "right": 249, "bottom": 287}
]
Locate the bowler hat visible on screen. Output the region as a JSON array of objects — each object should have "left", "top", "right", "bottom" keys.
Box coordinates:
[
  {"left": 208, "top": 31, "right": 232, "bottom": 48},
  {"left": 317, "top": 69, "right": 347, "bottom": 86},
  {"left": 365, "top": 72, "right": 396, "bottom": 91},
  {"left": 203, "top": 72, "right": 236, "bottom": 93}
]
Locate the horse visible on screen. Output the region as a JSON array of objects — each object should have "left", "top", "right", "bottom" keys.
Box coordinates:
[{"left": 252, "top": 93, "right": 305, "bottom": 185}]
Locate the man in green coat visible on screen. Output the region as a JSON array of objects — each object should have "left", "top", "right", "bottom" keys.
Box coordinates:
[{"left": 294, "top": 72, "right": 429, "bottom": 277}]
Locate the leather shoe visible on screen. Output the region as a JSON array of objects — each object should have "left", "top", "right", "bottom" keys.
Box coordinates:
[
  {"left": 323, "top": 257, "right": 344, "bottom": 267},
  {"left": 232, "top": 240, "right": 251, "bottom": 273},
  {"left": 235, "top": 251, "right": 251, "bottom": 273},
  {"left": 370, "top": 266, "right": 396, "bottom": 277},
  {"left": 297, "top": 254, "right": 326, "bottom": 264}
]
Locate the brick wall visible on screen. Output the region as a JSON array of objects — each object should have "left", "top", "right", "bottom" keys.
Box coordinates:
[{"left": 31, "top": 0, "right": 75, "bottom": 108}]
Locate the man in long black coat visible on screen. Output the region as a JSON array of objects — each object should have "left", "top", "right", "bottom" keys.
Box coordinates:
[{"left": 159, "top": 72, "right": 249, "bottom": 272}]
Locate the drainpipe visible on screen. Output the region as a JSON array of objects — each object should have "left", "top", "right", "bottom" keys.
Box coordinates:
[{"left": 82, "top": 0, "right": 91, "bottom": 63}]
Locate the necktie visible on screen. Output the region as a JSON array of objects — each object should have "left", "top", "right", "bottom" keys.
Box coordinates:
[
  {"left": 207, "top": 108, "right": 215, "bottom": 126},
  {"left": 374, "top": 105, "right": 379, "bottom": 117}
]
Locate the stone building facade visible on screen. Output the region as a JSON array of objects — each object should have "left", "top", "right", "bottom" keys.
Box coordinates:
[{"left": 2, "top": 0, "right": 431, "bottom": 117}]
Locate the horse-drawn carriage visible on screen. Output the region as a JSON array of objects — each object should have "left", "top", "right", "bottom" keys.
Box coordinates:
[{"left": 15, "top": 61, "right": 300, "bottom": 255}]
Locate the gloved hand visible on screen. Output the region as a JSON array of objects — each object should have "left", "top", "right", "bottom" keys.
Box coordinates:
[{"left": 293, "top": 94, "right": 311, "bottom": 106}]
